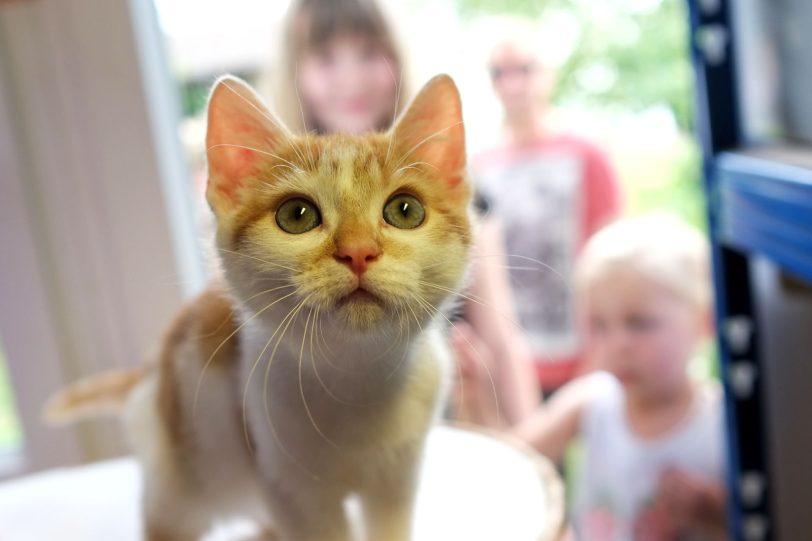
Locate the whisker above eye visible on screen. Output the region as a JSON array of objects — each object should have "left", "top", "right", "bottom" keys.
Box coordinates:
[
  {"left": 206, "top": 143, "right": 304, "bottom": 174},
  {"left": 218, "top": 79, "right": 294, "bottom": 135},
  {"left": 391, "top": 120, "right": 465, "bottom": 171},
  {"left": 393, "top": 161, "right": 439, "bottom": 176},
  {"left": 293, "top": 62, "right": 318, "bottom": 172},
  {"left": 382, "top": 54, "right": 403, "bottom": 166}
]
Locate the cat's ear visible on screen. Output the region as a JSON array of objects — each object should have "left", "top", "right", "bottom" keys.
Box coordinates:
[
  {"left": 391, "top": 74, "right": 466, "bottom": 188},
  {"left": 206, "top": 76, "right": 289, "bottom": 214}
]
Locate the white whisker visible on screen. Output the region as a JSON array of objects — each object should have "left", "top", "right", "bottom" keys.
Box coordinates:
[{"left": 206, "top": 143, "right": 303, "bottom": 173}]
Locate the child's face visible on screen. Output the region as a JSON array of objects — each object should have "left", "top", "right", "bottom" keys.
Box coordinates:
[
  {"left": 582, "top": 271, "right": 705, "bottom": 396},
  {"left": 298, "top": 33, "right": 398, "bottom": 135}
]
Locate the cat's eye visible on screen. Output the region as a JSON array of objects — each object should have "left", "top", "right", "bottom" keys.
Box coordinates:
[
  {"left": 275, "top": 198, "right": 321, "bottom": 234},
  {"left": 383, "top": 193, "right": 425, "bottom": 229}
]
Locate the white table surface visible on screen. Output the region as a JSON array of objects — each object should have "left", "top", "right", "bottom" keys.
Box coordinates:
[{"left": 0, "top": 425, "right": 563, "bottom": 541}]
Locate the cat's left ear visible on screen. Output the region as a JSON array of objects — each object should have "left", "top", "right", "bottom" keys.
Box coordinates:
[
  {"left": 206, "top": 76, "right": 289, "bottom": 214},
  {"left": 391, "top": 74, "right": 467, "bottom": 189}
]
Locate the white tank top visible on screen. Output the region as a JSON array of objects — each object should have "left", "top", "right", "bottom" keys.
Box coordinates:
[{"left": 572, "top": 372, "right": 726, "bottom": 540}]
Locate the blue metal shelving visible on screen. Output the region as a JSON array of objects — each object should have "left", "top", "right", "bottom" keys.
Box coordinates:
[
  {"left": 718, "top": 150, "right": 812, "bottom": 285},
  {"left": 684, "top": 0, "right": 812, "bottom": 539}
]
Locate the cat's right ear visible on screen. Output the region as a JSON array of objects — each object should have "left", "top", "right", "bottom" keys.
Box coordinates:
[
  {"left": 206, "top": 76, "right": 288, "bottom": 215},
  {"left": 390, "top": 74, "right": 467, "bottom": 191}
]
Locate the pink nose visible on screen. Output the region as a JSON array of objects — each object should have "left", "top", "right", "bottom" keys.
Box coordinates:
[{"left": 334, "top": 242, "right": 381, "bottom": 276}]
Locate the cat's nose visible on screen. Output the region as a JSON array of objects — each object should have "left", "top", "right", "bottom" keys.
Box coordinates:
[{"left": 334, "top": 241, "right": 381, "bottom": 276}]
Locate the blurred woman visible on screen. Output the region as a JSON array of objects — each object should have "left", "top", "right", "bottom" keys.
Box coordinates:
[
  {"left": 267, "top": 0, "right": 540, "bottom": 429},
  {"left": 270, "top": 0, "right": 411, "bottom": 135}
]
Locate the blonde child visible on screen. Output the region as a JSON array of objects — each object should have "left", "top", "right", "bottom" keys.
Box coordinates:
[{"left": 513, "top": 214, "right": 727, "bottom": 540}]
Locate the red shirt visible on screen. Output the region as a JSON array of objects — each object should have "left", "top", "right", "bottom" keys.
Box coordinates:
[{"left": 472, "top": 135, "right": 622, "bottom": 390}]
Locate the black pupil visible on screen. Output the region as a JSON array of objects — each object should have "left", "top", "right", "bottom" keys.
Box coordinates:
[
  {"left": 294, "top": 205, "right": 307, "bottom": 220},
  {"left": 398, "top": 201, "right": 418, "bottom": 218}
]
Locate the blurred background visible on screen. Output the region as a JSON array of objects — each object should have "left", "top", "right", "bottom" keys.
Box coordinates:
[
  {"left": 0, "top": 0, "right": 704, "bottom": 472},
  {"left": 2, "top": 0, "right": 812, "bottom": 539}
]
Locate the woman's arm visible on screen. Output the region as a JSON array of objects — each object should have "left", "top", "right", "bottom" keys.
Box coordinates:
[{"left": 463, "top": 217, "right": 540, "bottom": 426}]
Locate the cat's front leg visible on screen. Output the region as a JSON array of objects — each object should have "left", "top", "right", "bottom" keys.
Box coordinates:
[
  {"left": 263, "top": 481, "right": 351, "bottom": 541},
  {"left": 360, "top": 447, "right": 423, "bottom": 541}
]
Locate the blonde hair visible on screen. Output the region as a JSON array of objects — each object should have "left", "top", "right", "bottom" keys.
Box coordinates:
[
  {"left": 269, "top": 0, "right": 413, "bottom": 134},
  {"left": 575, "top": 214, "right": 712, "bottom": 309}
]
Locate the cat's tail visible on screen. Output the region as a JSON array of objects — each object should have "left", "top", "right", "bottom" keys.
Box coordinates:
[{"left": 43, "top": 366, "right": 149, "bottom": 425}]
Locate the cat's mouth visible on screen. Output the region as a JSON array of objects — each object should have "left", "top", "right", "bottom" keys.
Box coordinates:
[{"left": 336, "top": 287, "right": 383, "bottom": 307}]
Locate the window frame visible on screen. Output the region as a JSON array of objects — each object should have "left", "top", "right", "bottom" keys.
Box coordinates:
[{"left": 0, "top": 0, "right": 205, "bottom": 476}]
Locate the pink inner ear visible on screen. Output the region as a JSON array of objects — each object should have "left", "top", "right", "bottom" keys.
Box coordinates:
[
  {"left": 209, "top": 116, "right": 272, "bottom": 202},
  {"left": 420, "top": 133, "right": 465, "bottom": 186},
  {"left": 227, "top": 148, "right": 256, "bottom": 191},
  {"left": 393, "top": 78, "right": 466, "bottom": 188},
  {"left": 206, "top": 77, "right": 289, "bottom": 209},
  {"left": 208, "top": 146, "right": 258, "bottom": 202},
  {"left": 234, "top": 147, "right": 258, "bottom": 173}
]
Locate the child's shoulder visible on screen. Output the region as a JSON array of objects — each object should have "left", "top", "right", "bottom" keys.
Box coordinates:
[
  {"left": 554, "top": 369, "right": 617, "bottom": 396},
  {"left": 554, "top": 371, "right": 622, "bottom": 429},
  {"left": 577, "top": 371, "right": 624, "bottom": 421},
  {"left": 580, "top": 370, "right": 623, "bottom": 403},
  {"left": 697, "top": 378, "right": 723, "bottom": 402},
  {"left": 560, "top": 372, "right": 633, "bottom": 452}
]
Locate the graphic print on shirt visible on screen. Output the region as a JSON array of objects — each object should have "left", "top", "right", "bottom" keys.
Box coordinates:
[{"left": 475, "top": 152, "right": 582, "bottom": 361}]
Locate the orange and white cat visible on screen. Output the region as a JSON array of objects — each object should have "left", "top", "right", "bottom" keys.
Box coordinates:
[{"left": 47, "top": 74, "right": 472, "bottom": 541}]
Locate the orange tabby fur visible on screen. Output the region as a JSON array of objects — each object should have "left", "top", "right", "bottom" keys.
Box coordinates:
[{"left": 47, "top": 74, "right": 472, "bottom": 541}]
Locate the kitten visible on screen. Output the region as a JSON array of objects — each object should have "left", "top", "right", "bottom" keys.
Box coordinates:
[{"left": 46, "top": 74, "right": 472, "bottom": 541}]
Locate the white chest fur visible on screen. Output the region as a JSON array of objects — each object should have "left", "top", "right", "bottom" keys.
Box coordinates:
[{"left": 238, "top": 312, "right": 451, "bottom": 485}]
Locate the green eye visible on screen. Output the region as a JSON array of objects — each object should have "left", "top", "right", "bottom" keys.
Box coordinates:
[
  {"left": 383, "top": 193, "right": 425, "bottom": 229},
  {"left": 275, "top": 198, "right": 321, "bottom": 234}
]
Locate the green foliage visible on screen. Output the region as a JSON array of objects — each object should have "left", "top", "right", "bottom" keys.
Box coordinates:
[
  {"left": 457, "top": 0, "right": 695, "bottom": 132},
  {"left": 0, "top": 346, "right": 23, "bottom": 452},
  {"left": 629, "top": 136, "right": 706, "bottom": 229},
  {"left": 179, "top": 72, "right": 257, "bottom": 118},
  {"left": 181, "top": 80, "right": 212, "bottom": 118},
  {"left": 457, "top": 0, "right": 551, "bottom": 16},
  {"left": 557, "top": 0, "right": 694, "bottom": 132},
  {"left": 457, "top": 0, "right": 705, "bottom": 228}
]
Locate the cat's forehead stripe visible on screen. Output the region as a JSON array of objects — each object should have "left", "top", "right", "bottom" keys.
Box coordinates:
[{"left": 322, "top": 142, "right": 382, "bottom": 195}]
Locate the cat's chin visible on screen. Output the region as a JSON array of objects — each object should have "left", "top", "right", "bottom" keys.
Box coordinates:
[{"left": 332, "top": 290, "right": 389, "bottom": 331}]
